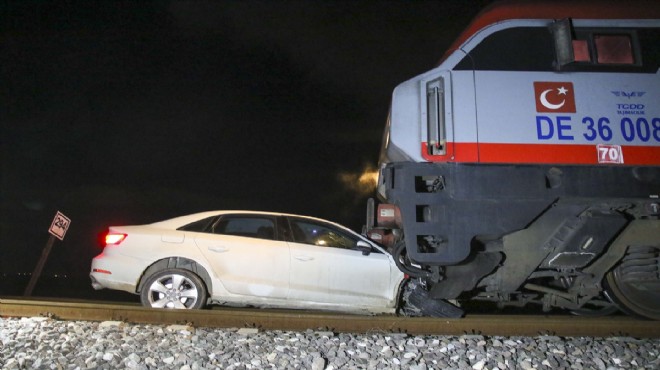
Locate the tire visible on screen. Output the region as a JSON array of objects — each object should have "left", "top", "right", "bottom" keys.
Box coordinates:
[{"left": 140, "top": 268, "right": 207, "bottom": 309}]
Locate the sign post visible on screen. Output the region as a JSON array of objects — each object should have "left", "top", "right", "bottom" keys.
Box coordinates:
[{"left": 24, "top": 211, "right": 71, "bottom": 296}]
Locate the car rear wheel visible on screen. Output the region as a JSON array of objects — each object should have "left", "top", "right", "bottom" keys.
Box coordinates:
[{"left": 140, "top": 268, "right": 207, "bottom": 309}]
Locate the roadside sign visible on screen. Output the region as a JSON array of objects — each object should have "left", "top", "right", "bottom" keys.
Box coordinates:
[
  {"left": 25, "top": 211, "right": 71, "bottom": 296},
  {"left": 49, "top": 211, "right": 71, "bottom": 241}
]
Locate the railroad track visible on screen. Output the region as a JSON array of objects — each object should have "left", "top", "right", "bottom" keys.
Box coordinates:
[{"left": 2, "top": 297, "right": 659, "bottom": 338}]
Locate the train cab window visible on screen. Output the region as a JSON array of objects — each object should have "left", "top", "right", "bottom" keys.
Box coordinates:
[
  {"left": 570, "top": 31, "right": 640, "bottom": 67},
  {"left": 454, "top": 27, "right": 555, "bottom": 71},
  {"left": 594, "top": 34, "right": 634, "bottom": 64},
  {"left": 553, "top": 21, "right": 646, "bottom": 70},
  {"left": 457, "top": 22, "right": 657, "bottom": 72},
  {"left": 572, "top": 39, "right": 591, "bottom": 62}
]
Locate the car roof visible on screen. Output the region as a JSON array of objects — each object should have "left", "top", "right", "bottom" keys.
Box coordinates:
[
  {"left": 148, "top": 210, "right": 350, "bottom": 230},
  {"left": 137, "top": 210, "right": 387, "bottom": 254}
]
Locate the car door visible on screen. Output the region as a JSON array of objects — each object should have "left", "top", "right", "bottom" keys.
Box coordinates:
[
  {"left": 193, "top": 214, "right": 289, "bottom": 299},
  {"left": 286, "top": 217, "right": 394, "bottom": 307}
]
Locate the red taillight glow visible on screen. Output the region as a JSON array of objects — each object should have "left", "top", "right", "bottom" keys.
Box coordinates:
[{"left": 104, "top": 233, "right": 127, "bottom": 245}]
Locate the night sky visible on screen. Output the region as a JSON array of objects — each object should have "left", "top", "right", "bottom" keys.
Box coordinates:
[{"left": 1, "top": 1, "right": 490, "bottom": 281}]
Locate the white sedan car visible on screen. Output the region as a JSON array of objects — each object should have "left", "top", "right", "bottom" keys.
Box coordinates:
[{"left": 90, "top": 211, "right": 408, "bottom": 314}]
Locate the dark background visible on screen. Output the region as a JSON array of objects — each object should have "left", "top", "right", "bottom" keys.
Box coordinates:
[{"left": 1, "top": 0, "right": 491, "bottom": 298}]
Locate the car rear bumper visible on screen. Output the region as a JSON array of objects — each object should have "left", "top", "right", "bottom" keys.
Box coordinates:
[{"left": 89, "top": 252, "right": 144, "bottom": 294}]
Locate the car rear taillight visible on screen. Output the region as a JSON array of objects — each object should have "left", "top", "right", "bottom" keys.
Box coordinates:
[{"left": 99, "top": 231, "right": 127, "bottom": 247}]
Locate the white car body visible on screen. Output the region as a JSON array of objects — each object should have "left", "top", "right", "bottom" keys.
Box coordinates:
[{"left": 90, "top": 211, "right": 406, "bottom": 314}]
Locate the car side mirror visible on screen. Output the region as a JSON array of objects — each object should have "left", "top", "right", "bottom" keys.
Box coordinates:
[{"left": 357, "top": 240, "right": 372, "bottom": 256}]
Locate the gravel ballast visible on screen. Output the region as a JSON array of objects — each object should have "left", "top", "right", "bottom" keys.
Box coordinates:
[{"left": 1, "top": 316, "right": 659, "bottom": 369}]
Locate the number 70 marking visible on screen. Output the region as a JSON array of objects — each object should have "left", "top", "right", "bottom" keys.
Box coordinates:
[{"left": 597, "top": 144, "right": 624, "bottom": 164}]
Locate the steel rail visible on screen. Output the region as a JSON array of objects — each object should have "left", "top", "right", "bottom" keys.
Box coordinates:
[{"left": 2, "top": 298, "right": 659, "bottom": 338}]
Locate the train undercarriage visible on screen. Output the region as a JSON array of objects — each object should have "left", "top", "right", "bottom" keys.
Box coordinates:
[{"left": 369, "top": 162, "right": 660, "bottom": 319}]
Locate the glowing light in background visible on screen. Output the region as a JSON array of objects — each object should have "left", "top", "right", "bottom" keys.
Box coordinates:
[{"left": 338, "top": 164, "right": 378, "bottom": 197}]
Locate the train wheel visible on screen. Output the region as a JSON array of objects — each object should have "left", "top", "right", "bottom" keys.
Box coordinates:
[{"left": 604, "top": 246, "right": 660, "bottom": 320}]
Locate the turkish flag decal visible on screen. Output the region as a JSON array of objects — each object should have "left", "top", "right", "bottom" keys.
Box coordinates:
[{"left": 534, "top": 82, "right": 576, "bottom": 113}]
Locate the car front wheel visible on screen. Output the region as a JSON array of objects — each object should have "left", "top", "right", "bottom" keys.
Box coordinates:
[{"left": 140, "top": 268, "right": 207, "bottom": 309}]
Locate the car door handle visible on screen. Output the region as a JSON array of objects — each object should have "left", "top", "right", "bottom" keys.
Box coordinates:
[
  {"left": 208, "top": 246, "right": 227, "bottom": 253},
  {"left": 293, "top": 255, "right": 313, "bottom": 261}
]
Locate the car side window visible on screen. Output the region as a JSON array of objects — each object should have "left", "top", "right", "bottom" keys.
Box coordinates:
[
  {"left": 178, "top": 216, "right": 217, "bottom": 232},
  {"left": 212, "top": 216, "right": 276, "bottom": 240},
  {"left": 288, "top": 218, "right": 359, "bottom": 250}
]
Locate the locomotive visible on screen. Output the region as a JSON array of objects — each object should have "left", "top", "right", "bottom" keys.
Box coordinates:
[{"left": 367, "top": 0, "right": 660, "bottom": 319}]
